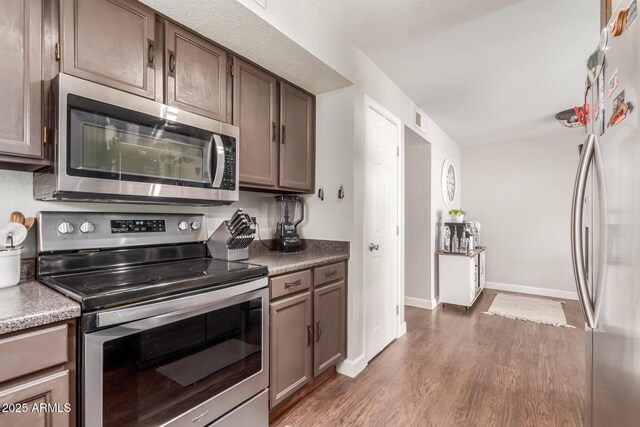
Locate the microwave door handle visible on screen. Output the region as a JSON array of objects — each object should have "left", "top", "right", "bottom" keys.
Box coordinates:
[{"left": 212, "top": 134, "right": 225, "bottom": 188}]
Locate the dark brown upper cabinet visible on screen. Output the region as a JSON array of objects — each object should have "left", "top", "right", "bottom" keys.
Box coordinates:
[
  {"left": 60, "top": 0, "right": 158, "bottom": 99},
  {"left": 279, "top": 82, "right": 315, "bottom": 192},
  {"left": 234, "top": 61, "right": 316, "bottom": 194},
  {"left": 0, "top": 0, "right": 51, "bottom": 171},
  {"left": 165, "top": 22, "right": 228, "bottom": 123},
  {"left": 313, "top": 280, "right": 346, "bottom": 377},
  {"left": 233, "top": 57, "right": 279, "bottom": 188}
]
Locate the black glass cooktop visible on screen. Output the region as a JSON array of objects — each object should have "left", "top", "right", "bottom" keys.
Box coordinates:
[{"left": 38, "top": 257, "right": 268, "bottom": 311}]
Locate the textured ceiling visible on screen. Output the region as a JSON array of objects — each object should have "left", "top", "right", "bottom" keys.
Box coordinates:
[{"left": 307, "top": 0, "right": 600, "bottom": 145}]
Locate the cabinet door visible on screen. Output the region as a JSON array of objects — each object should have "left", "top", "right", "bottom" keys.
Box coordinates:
[
  {"left": 470, "top": 256, "right": 479, "bottom": 302},
  {"left": 279, "top": 82, "right": 315, "bottom": 192},
  {"left": 270, "top": 292, "right": 312, "bottom": 409},
  {"left": 0, "top": 0, "right": 43, "bottom": 159},
  {"left": 313, "top": 281, "right": 346, "bottom": 376},
  {"left": 233, "top": 58, "right": 278, "bottom": 187},
  {"left": 165, "top": 22, "right": 228, "bottom": 122},
  {"left": 0, "top": 370, "right": 70, "bottom": 427},
  {"left": 61, "top": 0, "right": 157, "bottom": 99},
  {"left": 479, "top": 251, "right": 486, "bottom": 289}
]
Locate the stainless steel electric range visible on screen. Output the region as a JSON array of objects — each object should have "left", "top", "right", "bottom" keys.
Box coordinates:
[{"left": 36, "top": 212, "right": 269, "bottom": 427}]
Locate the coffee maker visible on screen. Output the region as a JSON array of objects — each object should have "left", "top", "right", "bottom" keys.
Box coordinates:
[{"left": 275, "top": 195, "right": 304, "bottom": 253}]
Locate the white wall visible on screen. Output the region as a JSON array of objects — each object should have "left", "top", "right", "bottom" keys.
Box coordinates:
[
  {"left": 461, "top": 132, "right": 581, "bottom": 299},
  {"left": 404, "top": 126, "right": 432, "bottom": 307},
  {"left": 298, "top": 86, "right": 355, "bottom": 241}
]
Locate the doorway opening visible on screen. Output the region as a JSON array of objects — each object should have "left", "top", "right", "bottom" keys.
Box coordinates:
[{"left": 404, "top": 126, "right": 432, "bottom": 310}]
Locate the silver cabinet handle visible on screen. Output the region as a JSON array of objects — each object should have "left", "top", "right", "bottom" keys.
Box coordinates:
[
  {"left": 369, "top": 243, "right": 380, "bottom": 251},
  {"left": 168, "top": 49, "right": 176, "bottom": 77},
  {"left": 147, "top": 39, "right": 155, "bottom": 68},
  {"left": 571, "top": 134, "right": 608, "bottom": 329},
  {"left": 316, "top": 321, "right": 321, "bottom": 342},
  {"left": 307, "top": 325, "right": 312, "bottom": 347},
  {"left": 284, "top": 279, "right": 302, "bottom": 289}
]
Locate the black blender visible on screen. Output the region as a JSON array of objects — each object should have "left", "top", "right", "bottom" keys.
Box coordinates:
[{"left": 275, "top": 195, "right": 304, "bottom": 252}]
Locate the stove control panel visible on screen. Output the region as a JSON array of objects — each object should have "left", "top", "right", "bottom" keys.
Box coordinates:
[
  {"left": 111, "top": 219, "right": 166, "bottom": 234},
  {"left": 38, "top": 212, "right": 208, "bottom": 253}
]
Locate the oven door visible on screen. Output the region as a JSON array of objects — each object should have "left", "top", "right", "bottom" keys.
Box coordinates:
[
  {"left": 53, "top": 74, "right": 238, "bottom": 205},
  {"left": 83, "top": 286, "right": 268, "bottom": 427}
]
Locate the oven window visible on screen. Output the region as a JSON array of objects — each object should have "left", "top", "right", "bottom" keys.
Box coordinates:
[
  {"left": 101, "top": 298, "right": 263, "bottom": 427},
  {"left": 67, "top": 94, "right": 216, "bottom": 188}
]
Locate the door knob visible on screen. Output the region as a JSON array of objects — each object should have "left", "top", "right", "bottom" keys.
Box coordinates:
[{"left": 369, "top": 243, "right": 380, "bottom": 251}]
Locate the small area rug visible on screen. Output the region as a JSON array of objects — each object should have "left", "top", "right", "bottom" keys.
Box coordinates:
[{"left": 482, "top": 293, "right": 574, "bottom": 328}]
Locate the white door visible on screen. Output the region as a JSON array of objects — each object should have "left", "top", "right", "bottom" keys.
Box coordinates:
[{"left": 365, "top": 101, "right": 399, "bottom": 361}]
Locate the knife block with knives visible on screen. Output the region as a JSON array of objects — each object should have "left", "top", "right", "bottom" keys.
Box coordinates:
[{"left": 207, "top": 209, "right": 256, "bottom": 261}]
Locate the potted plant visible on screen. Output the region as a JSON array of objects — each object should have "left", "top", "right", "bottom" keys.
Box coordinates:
[{"left": 449, "top": 209, "right": 467, "bottom": 223}]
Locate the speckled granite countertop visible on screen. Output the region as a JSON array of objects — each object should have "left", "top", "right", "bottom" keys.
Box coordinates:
[
  {"left": 0, "top": 281, "right": 81, "bottom": 335},
  {"left": 248, "top": 239, "right": 349, "bottom": 276}
]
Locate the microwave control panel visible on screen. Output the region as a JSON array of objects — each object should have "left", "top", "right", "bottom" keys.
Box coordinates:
[{"left": 220, "top": 136, "right": 236, "bottom": 191}]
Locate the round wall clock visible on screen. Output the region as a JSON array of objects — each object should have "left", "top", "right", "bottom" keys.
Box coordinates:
[{"left": 441, "top": 159, "right": 456, "bottom": 207}]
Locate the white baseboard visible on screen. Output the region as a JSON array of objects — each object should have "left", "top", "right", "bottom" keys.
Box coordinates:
[
  {"left": 398, "top": 321, "right": 407, "bottom": 338},
  {"left": 485, "top": 281, "right": 578, "bottom": 300},
  {"left": 337, "top": 354, "right": 367, "bottom": 378},
  {"left": 405, "top": 296, "right": 439, "bottom": 310}
]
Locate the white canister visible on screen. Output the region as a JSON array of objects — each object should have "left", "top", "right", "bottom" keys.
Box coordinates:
[{"left": 0, "top": 249, "right": 21, "bottom": 288}]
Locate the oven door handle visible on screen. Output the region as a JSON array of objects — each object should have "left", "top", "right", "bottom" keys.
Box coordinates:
[
  {"left": 93, "top": 277, "right": 268, "bottom": 329},
  {"left": 212, "top": 134, "right": 225, "bottom": 188}
]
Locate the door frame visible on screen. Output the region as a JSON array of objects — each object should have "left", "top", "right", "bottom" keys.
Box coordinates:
[{"left": 363, "top": 95, "right": 406, "bottom": 363}]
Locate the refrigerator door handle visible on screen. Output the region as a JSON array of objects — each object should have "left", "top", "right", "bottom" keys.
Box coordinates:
[
  {"left": 571, "top": 134, "right": 608, "bottom": 329},
  {"left": 592, "top": 134, "right": 608, "bottom": 326}
]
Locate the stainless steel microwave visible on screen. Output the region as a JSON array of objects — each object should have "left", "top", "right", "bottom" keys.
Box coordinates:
[{"left": 34, "top": 74, "right": 239, "bottom": 205}]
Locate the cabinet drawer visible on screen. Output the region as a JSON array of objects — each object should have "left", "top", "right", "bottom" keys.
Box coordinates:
[
  {"left": 270, "top": 270, "right": 311, "bottom": 299},
  {"left": 314, "top": 262, "right": 345, "bottom": 287},
  {"left": 0, "top": 324, "right": 68, "bottom": 383}
]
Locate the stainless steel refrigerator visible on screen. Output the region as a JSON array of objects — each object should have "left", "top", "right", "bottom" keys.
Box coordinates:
[{"left": 572, "top": 1, "right": 640, "bottom": 425}]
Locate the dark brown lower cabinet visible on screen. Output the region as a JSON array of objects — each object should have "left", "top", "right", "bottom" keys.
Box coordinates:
[
  {"left": 269, "top": 291, "right": 312, "bottom": 409},
  {"left": 269, "top": 261, "right": 347, "bottom": 410},
  {"left": 0, "top": 320, "right": 76, "bottom": 427},
  {"left": 0, "top": 370, "right": 70, "bottom": 427},
  {"left": 313, "top": 280, "right": 346, "bottom": 376}
]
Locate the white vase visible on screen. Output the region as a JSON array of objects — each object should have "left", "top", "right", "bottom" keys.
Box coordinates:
[{"left": 451, "top": 214, "right": 464, "bottom": 223}]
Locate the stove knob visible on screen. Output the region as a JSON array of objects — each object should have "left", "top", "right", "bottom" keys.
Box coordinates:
[
  {"left": 79, "top": 221, "right": 95, "bottom": 234},
  {"left": 178, "top": 221, "right": 189, "bottom": 231},
  {"left": 57, "top": 221, "right": 74, "bottom": 234},
  {"left": 190, "top": 221, "right": 201, "bottom": 231}
]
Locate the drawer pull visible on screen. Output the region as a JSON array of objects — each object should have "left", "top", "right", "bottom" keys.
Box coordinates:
[
  {"left": 307, "top": 325, "right": 312, "bottom": 346},
  {"left": 324, "top": 270, "right": 338, "bottom": 278},
  {"left": 284, "top": 279, "right": 302, "bottom": 289},
  {"left": 316, "top": 321, "right": 322, "bottom": 341}
]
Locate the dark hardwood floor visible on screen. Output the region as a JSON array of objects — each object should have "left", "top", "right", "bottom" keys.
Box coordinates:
[{"left": 272, "top": 291, "right": 585, "bottom": 427}]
